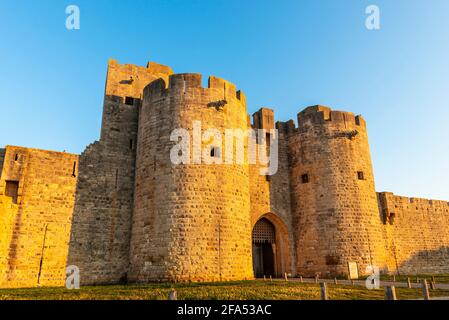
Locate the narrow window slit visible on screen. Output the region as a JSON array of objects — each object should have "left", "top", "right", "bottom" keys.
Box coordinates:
[
  {"left": 301, "top": 174, "right": 309, "bottom": 184},
  {"left": 211, "top": 147, "right": 221, "bottom": 158},
  {"left": 125, "top": 96, "right": 134, "bottom": 106},
  {"left": 357, "top": 171, "right": 365, "bottom": 180},
  {"left": 5, "top": 181, "right": 19, "bottom": 204},
  {"left": 72, "top": 162, "right": 77, "bottom": 177}
]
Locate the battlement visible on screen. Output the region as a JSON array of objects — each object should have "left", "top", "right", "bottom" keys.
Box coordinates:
[
  {"left": 379, "top": 192, "right": 449, "bottom": 209},
  {"left": 106, "top": 59, "right": 173, "bottom": 99},
  {"left": 297, "top": 105, "right": 366, "bottom": 129},
  {"left": 143, "top": 73, "right": 246, "bottom": 106},
  {"left": 276, "top": 120, "right": 297, "bottom": 135},
  {"left": 108, "top": 59, "right": 173, "bottom": 76},
  {"left": 252, "top": 108, "right": 275, "bottom": 130},
  {"left": 0, "top": 148, "right": 5, "bottom": 178}
]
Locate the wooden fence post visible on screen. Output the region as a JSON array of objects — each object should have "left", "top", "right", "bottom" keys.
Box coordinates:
[
  {"left": 407, "top": 277, "right": 412, "bottom": 289},
  {"left": 431, "top": 276, "right": 436, "bottom": 290},
  {"left": 320, "top": 282, "right": 328, "bottom": 300},
  {"left": 300, "top": 276, "right": 303, "bottom": 283},
  {"left": 315, "top": 274, "right": 319, "bottom": 283},
  {"left": 168, "top": 290, "right": 177, "bottom": 300},
  {"left": 422, "top": 280, "right": 430, "bottom": 300},
  {"left": 334, "top": 278, "right": 338, "bottom": 285},
  {"left": 385, "top": 286, "right": 397, "bottom": 300},
  {"left": 284, "top": 272, "right": 288, "bottom": 282}
]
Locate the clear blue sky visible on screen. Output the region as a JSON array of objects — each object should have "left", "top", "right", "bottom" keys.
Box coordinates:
[{"left": 1, "top": 0, "right": 448, "bottom": 200}]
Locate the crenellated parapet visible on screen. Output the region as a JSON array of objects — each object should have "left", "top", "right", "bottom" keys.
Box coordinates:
[
  {"left": 143, "top": 73, "right": 246, "bottom": 108},
  {"left": 297, "top": 105, "right": 366, "bottom": 131},
  {"left": 106, "top": 59, "right": 173, "bottom": 99},
  {"left": 378, "top": 192, "right": 449, "bottom": 225}
]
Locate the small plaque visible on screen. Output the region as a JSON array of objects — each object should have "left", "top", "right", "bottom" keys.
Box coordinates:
[{"left": 348, "top": 262, "right": 359, "bottom": 279}]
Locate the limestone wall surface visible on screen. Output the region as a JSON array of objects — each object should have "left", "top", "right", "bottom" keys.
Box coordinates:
[
  {"left": 67, "top": 60, "right": 173, "bottom": 285},
  {"left": 248, "top": 109, "right": 296, "bottom": 278},
  {"left": 0, "top": 146, "right": 78, "bottom": 288},
  {"left": 129, "top": 73, "right": 253, "bottom": 282},
  {"left": 288, "top": 106, "right": 386, "bottom": 278},
  {"left": 0, "top": 148, "right": 5, "bottom": 173},
  {"left": 1, "top": 60, "right": 449, "bottom": 288},
  {"left": 379, "top": 192, "right": 449, "bottom": 275}
]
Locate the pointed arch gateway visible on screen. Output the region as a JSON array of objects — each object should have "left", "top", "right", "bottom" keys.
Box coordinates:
[{"left": 252, "top": 213, "right": 291, "bottom": 278}]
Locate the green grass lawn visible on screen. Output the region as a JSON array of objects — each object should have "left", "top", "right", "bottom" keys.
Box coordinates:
[
  {"left": 379, "top": 274, "right": 449, "bottom": 284},
  {"left": 1, "top": 280, "right": 449, "bottom": 300}
]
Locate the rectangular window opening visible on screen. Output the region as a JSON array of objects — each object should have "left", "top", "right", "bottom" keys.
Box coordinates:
[
  {"left": 125, "top": 96, "right": 135, "bottom": 106},
  {"left": 301, "top": 174, "right": 309, "bottom": 184},
  {"left": 266, "top": 132, "right": 271, "bottom": 147},
  {"left": 357, "top": 171, "right": 365, "bottom": 180},
  {"left": 5, "top": 181, "right": 19, "bottom": 204},
  {"left": 210, "top": 147, "right": 221, "bottom": 158}
]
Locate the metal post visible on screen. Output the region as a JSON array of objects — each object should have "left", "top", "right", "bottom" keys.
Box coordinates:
[
  {"left": 315, "top": 274, "right": 319, "bottom": 283},
  {"left": 284, "top": 272, "right": 288, "bottom": 282},
  {"left": 334, "top": 278, "right": 338, "bottom": 285},
  {"left": 407, "top": 277, "right": 412, "bottom": 289},
  {"left": 300, "top": 276, "right": 303, "bottom": 283},
  {"left": 320, "top": 282, "right": 328, "bottom": 300},
  {"left": 385, "top": 286, "right": 397, "bottom": 300}
]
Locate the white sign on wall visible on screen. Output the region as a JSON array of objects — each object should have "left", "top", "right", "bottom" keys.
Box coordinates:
[{"left": 348, "top": 262, "right": 359, "bottom": 280}]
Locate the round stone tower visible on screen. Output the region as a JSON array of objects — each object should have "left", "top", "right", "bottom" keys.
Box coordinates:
[
  {"left": 289, "top": 105, "right": 386, "bottom": 278},
  {"left": 129, "top": 73, "right": 253, "bottom": 282}
]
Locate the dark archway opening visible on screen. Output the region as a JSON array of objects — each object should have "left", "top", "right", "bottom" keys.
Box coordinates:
[{"left": 252, "top": 218, "right": 276, "bottom": 278}]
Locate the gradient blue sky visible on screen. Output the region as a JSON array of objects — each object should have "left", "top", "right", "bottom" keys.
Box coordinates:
[{"left": 1, "top": 0, "right": 448, "bottom": 200}]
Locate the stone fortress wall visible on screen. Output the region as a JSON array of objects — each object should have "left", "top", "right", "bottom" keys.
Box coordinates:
[
  {"left": 378, "top": 192, "right": 449, "bottom": 275},
  {"left": 287, "top": 106, "right": 386, "bottom": 277},
  {"left": 130, "top": 73, "right": 253, "bottom": 282},
  {"left": 1, "top": 60, "right": 448, "bottom": 288},
  {"left": 0, "top": 147, "right": 78, "bottom": 288},
  {"left": 66, "top": 60, "right": 173, "bottom": 284}
]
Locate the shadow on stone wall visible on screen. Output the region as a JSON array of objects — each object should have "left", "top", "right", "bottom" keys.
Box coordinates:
[
  {"left": 397, "top": 246, "right": 449, "bottom": 275},
  {"left": 67, "top": 94, "right": 138, "bottom": 285}
]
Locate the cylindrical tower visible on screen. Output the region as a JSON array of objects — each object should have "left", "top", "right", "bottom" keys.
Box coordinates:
[
  {"left": 129, "top": 73, "right": 253, "bottom": 282},
  {"left": 289, "top": 105, "right": 386, "bottom": 278}
]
